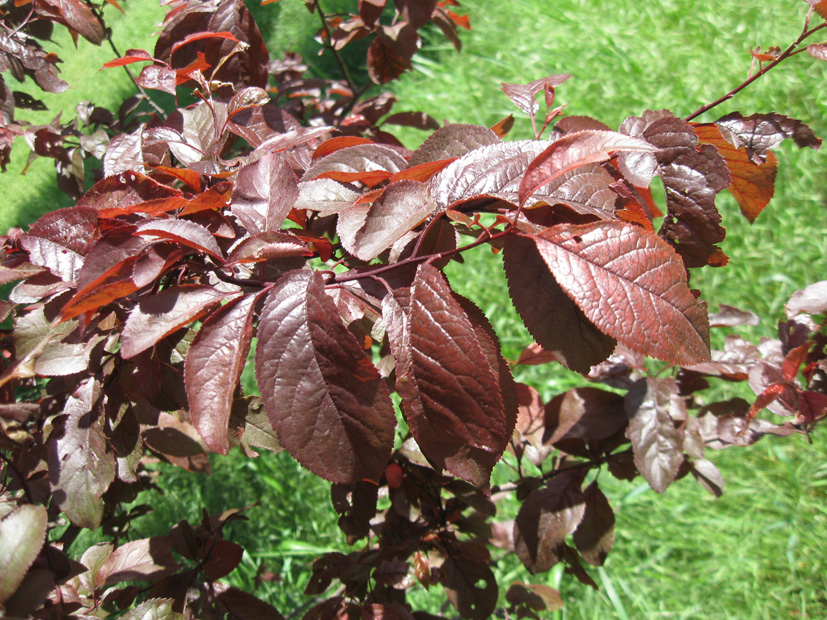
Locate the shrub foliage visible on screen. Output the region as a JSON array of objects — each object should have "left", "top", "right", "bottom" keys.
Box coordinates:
[{"left": 1, "top": 0, "right": 827, "bottom": 618}]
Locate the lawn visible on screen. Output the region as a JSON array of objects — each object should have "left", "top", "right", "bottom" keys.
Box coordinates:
[{"left": 3, "top": 0, "right": 826, "bottom": 618}]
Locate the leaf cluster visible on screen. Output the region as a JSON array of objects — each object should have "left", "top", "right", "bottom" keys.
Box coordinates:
[{"left": 1, "top": 1, "right": 826, "bottom": 618}]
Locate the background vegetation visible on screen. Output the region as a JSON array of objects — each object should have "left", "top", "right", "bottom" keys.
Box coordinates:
[{"left": 2, "top": 1, "right": 825, "bottom": 618}]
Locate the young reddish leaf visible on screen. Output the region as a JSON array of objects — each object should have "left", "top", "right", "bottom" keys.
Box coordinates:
[
  {"left": 572, "top": 482, "right": 615, "bottom": 566},
  {"left": 95, "top": 537, "right": 179, "bottom": 587},
  {"left": 518, "top": 130, "right": 656, "bottom": 205},
  {"left": 339, "top": 180, "right": 435, "bottom": 261},
  {"left": 170, "top": 31, "right": 240, "bottom": 58},
  {"left": 531, "top": 221, "right": 710, "bottom": 366},
  {"left": 232, "top": 151, "right": 299, "bottom": 233},
  {"left": 716, "top": 112, "right": 822, "bottom": 163},
  {"left": 501, "top": 75, "right": 571, "bottom": 118},
  {"left": 179, "top": 182, "right": 233, "bottom": 215},
  {"left": 185, "top": 293, "right": 258, "bottom": 454},
  {"left": 359, "top": 0, "right": 387, "bottom": 29},
  {"left": 694, "top": 123, "right": 777, "bottom": 223},
  {"left": 48, "top": 378, "right": 116, "bottom": 529},
  {"left": 98, "top": 196, "right": 190, "bottom": 218},
  {"left": 255, "top": 270, "right": 395, "bottom": 484},
  {"left": 0, "top": 505, "right": 47, "bottom": 605},
  {"left": 312, "top": 136, "right": 375, "bottom": 161},
  {"left": 624, "top": 378, "right": 685, "bottom": 493},
  {"left": 408, "top": 124, "right": 500, "bottom": 167},
  {"left": 121, "top": 285, "right": 229, "bottom": 359},
  {"left": 503, "top": 234, "right": 616, "bottom": 374},
  {"left": 384, "top": 265, "right": 508, "bottom": 488},
  {"left": 491, "top": 114, "right": 515, "bottom": 138},
  {"left": 135, "top": 219, "right": 224, "bottom": 260},
  {"left": 150, "top": 165, "right": 202, "bottom": 192},
  {"left": 102, "top": 49, "right": 156, "bottom": 68},
  {"left": 390, "top": 157, "right": 458, "bottom": 183},
  {"left": 78, "top": 171, "right": 181, "bottom": 213},
  {"left": 367, "top": 31, "right": 412, "bottom": 84},
  {"left": 513, "top": 470, "right": 586, "bottom": 573}
]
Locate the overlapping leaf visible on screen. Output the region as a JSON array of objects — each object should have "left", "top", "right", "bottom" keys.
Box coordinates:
[
  {"left": 528, "top": 221, "right": 710, "bottom": 366},
  {"left": 572, "top": 482, "right": 615, "bottom": 566},
  {"left": 19, "top": 206, "right": 99, "bottom": 283},
  {"left": 232, "top": 151, "right": 298, "bottom": 233},
  {"left": 383, "top": 264, "right": 508, "bottom": 487},
  {"left": 338, "top": 180, "right": 435, "bottom": 261},
  {"left": 303, "top": 144, "right": 408, "bottom": 182},
  {"left": 624, "top": 378, "right": 685, "bottom": 493},
  {"left": 716, "top": 112, "right": 821, "bottom": 163},
  {"left": 185, "top": 293, "right": 259, "bottom": 454},
  {"left": 513, "top": 470, "right": 586, "bottom": 573},
  {"left": 620, "top": 110, "right": 730, "bottom": 268},
  {"left": 48, "top": 378, "right": 115, "bottom": 528},
  {"left": 518, "top": 130, "right": 657, "bottom": 206},
  {"left": 0, "top": 505, "right": 47, "bottom": 605},
  {"left": 408, "top": 124, "right": 500, "bottom": 167},
  {"left": 255, "top": 270, "right": 395, "bottom": 484},
  {"left": 121, "top": 285, "right": 229, "bottom": 359},
  {"left": 503, "top": 234, "right": 616, "bottom": 374}
]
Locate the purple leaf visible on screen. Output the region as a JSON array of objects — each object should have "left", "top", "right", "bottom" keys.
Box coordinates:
[
  {"left": 95, "top": 537, "right": 179, "bottom": 587},
  {"left": 624, "top": 378, "right": 685, "bottom": 493},
  {"left": 531, "top": 221, "right": 710, "bottom": 366},
  {"left": 786, "top": 280, "right": 827, "bottom": 317},
  {"left": 0, "top": 505, "right": 48, "bottom": 605},
  {"left": 255, "top": 270, "right": 395, "bottom": 484},
  {"left": 226, "top": 231, "right": 311, "bottom": 264},
  {"left": 185, "top": 293, "right": 259, "bottom": 455},
  {"left": 339, "top": 180, "right": 435, "bottom": 261},
  {"left": 572, "top": 482, "right": 615, "bottom": 566},
  {"left": 544, "top": 387, "right": 628, "bottom": 445},
  {"left": 19, "top": 207, "right": 99, "bottom": 284},
  {"left": 518, "top": 130, "right": 656, "bottom": 205},
  {"left": 691, "top": 458, "right": 725, "bottom": 497},
  {"left": 121, "top": 285, "right": 229, "bottom": 359},
  {"left": 500, "top": 74, "right": 571, "bottom": 117},
  {"left": 384, "top": 265, "right": 509, "bottom": 488},
  {"left": 232, "top": 151, "right": 299, "bottom": 233},
  {"left": 135, "top": 219, "right": 224, "bottom": 260},
  {"left": 48, "top": 378, "right": 115, "bottom": 528},
  {"left": 442, "top": 548, "right": 498, "bottom": 620},
  {"left": 13, "top": 305, "right": 90, "bottom": 377},
  {"left": 513, "top": 470, "right": 586, "bottom": 573},
  {"left": 716, "top": 112, "right": 822, "bottom": 163},
  {"left": 504, "top": 234, "right": 616, "bottom": 374},
  {"left": 408, "top": 124, "right": 500, "bottom": 167},
  {"left": 303, "top": 143, "right": 408, "bottom": 181}
]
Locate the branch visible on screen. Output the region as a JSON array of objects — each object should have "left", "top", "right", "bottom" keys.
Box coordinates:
[
  {"left": 84, "top": 0, "right": 167, "bottom": 118},
  {"left": 314, "top": 0, "right": 359, "bottom": 97},
  {"left": 685, "top": 19, "right": 827, "bottom": 122}
]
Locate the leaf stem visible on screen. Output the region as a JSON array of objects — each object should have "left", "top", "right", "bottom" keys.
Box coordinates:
[
  {"left": 313, "top": 0, "right": 359, "bottom": 99},
  {"left": 684, "top": 20, "right": 827, "bottom": 122}
]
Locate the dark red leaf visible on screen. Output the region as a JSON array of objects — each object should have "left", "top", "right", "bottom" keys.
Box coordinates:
[
  {"left": 255, "top": 270, "right": 396, "bottom": 484},
  {"left": 19, "top": 206, "right": 99, "bottom": 284},
  {"left": 78, "top": 171, "right": 181, "bottom": 212},
  {"left": 34, "top": 0, "right": 105, "bottom": 44},
  {"left": 136, "top": 64, "right": 178, "bottom": 95},
  {"left": 121, "top": 285, "right": 229, "bottom": 359},
  {"left": 441, "top": 552, "right": 498, "bottom": 620},
  {"left": 572, "top": 482, "right": 615, "bottom": 566},
  {"left": 304, "top": 143, "right": 408, "bottom": 182},
  {"left": 513, "top": 470, "right": 586, "bottom": 573},
  {"left": 504, "top": 234, "right": 616, "bottom": 374},
  {"left": 214, "top": 585, "right": 286, "bottom": 620},
  {"left": 384, "top": 265, "right": 508, "bottom": 488},
  {"left": 624, "top": 378, "right": 685, "bottom": 493},
  {"left": 170, "top": 31, "right": 240, "bottom": 58},
  {"left": 203, "top": 540, "right": 244, "bottom": 581},
  {"left": 135, "top": 219, "right": 223, "bottom": 260},
  {"left": 531, "top": 221, "right": 710, "bottom": 366},
  {"left": 312, "top": 136, "right": 375, "bottom": 161},
  {"left": 186, "top": 293, "right": 259, "bottom": 454},
  {"left": 500, "top": 75, "right": 571, "bottom": 118},
  {"left": 544, "top": 387, "right": 628, "bottom": 445},
  {"left": 0, "top": 505, "right": 48, "bottom": 606},
  {"left": 226, "top": 231, "right": 311, "bottom": 264},
  {"left": 518, "top": 130, "right": 656, "bottom": 205}
]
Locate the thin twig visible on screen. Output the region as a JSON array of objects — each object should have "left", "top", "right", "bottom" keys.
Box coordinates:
[
  {"left": 685, "top": 20, "right": 827, "bottom": 122},
  {"left": 314, "top": 0, "right": 359, "bottom": 95},
  {"left": 85, "top": 0, "right": 167, "bottom": 117}
]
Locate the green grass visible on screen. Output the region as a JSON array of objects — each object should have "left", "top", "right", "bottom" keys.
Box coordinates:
[{"left": 5, "top": 0, "right": 827, "bottom": 618}]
